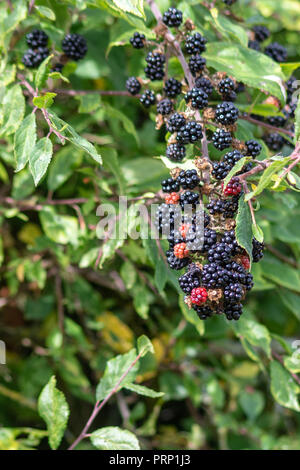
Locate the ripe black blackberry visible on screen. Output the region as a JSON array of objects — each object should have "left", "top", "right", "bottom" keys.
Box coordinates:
[
  {"left": 187, "top": 227, "right": 217, "bottom": 252},
  {"left": 140, "top": 90, "right": 156, "bottom": 108},
  {"left": 166, "top": 249, "right": 190, "bottom": 270},
  {"left": 224, "top": 302, "right": 243, "bottom": 320},
  {"left": 177, "top": 170, "right": 200, "bottom": 189},
  {"left": 26, "top": 29, "right": 48, "bottom": 48},
  {"left": 179, "top": 264, "right": 202, "bottom": 294},
  {"left": 207, "top": 242, "right": 233, "bottom": 264},
  {"left": 245, "top": 139, "right": 262, "bottom": 157},
  {"left": 286, "top": 76, "right": 297, "bottom": 103},
  {"left": 224, "top": 283, "right": 244, "bottom": 303},
  {"left": 166, "top": 113, "right": 186, "bottom": 133},
  {"left": 126, "top": 77, "right": 141, "bottom": 95},
  {"left": 185, "top": 32, "right": 207, "bottom": 54},
  {"left": 192, "top": 304, "right": 214, "bottom": 320},
  {"left": 265, "top": 42, "right": 287, "bottom": 63},
  {"left": 212, "top": 161, "right": 231, "bottom": 180},
  {"left": 62, "top": 33, "right": 87, "bottom": 61},
  {"left": 166, "top": 143, "right": 186, "bottom": 161},
  {"left": 163, "top": 78, "right": 182, "bottom": 98},
  {"left": 212, "top": 129, "right": 232, "bottom": 150},
  {"left": 253, "top": 25, "right": 270, "bottom": 43},
  {"left": 22, "top": 47, "right": 49, "bottom": 68},
  {"left": 162, "top": 7, "right": 183, "bottom": 27},
  {"left": 207, "top": 197, "right": 239, "bottom": 218},
  {"left": 223, "top": 0, "right": 237, "bottom": 5},
  {"left": 176, "top": 121, "right": 203, "bottom": 144},
  {"left": 221, "top": 231, "right": 241, "bottom": 255},
  {"left": 145, "top": 52, "right": 165, "bottom": 81},
  {"left": 179, "top": 191, "right": 200, "bottom": 209},
  {"left": 52, "top": 63, "right": 64, "bottom": 73},
  {"left": 244, "top": 273, "right": 254, "bottom": 291},
  {"left": 215, "top": 101, "right": 239, "bottom": 125},
  {"left": 264, "top": 132, "right": 285, "bottom": 151},
  {"left": 252, "top": 238, "right": 265, "bottom": 263},
  {"left": 236, "top": 82, "right": 245, "bottom": 93},
  {"left": 188, "top": 54, "right": 206, "bottom": 76},
  {"left": 155, "top": 203, "right": 181, "bottom": 236},
  {"left": 157, "top": 98, "right": 173, "bottom": 116},
  {"left": 202, "top": 262, "right": 230, "bottom": 288},
  {"left": 267, "top": 116, "right": 286, "bottom": 127},
  {"left": 218, "top": 77, "right": 235, "bottom": 96},
  {"left": 185, "top": 87, "right": 208, "bottom": 109},
  {"left": 195, "top": 76, "right": 213, "bottom": 96},
  {"left": 129, "top": 32, "right": 145, "bottom": 49},
  {"left": 248, "top": 40, "right": 261, "bottom": 51},
  {"left": 223, "top": 149, "right": 244, "bottom": 168},
  {"left": 161, "top": 177, "right": 180, "bottom": 193}
]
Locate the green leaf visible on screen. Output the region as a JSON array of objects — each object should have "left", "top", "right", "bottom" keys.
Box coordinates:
[
  {"left": 0, "top": 84, "right": 25, "bottom": 137},
  {"left": 294, "top": 97, "right": 300, "bottom": 144},
  {"left": 33, "top": 93, "right": 57, "bottom": 109},
  {"left": 223, "top": 156, "right": 249, "bottom": 189},
  {"left": 235, "top": 195, "right": 253, "bottom": 263},
  {"left": 252, "top": 223, "right": 264, "bottom": 243},
  {"left": 103, "top": 103, "right": 139, "bottom": 146},
  {"left": 278, "top": 289, "right": 300, "bottom": 321},
  {"left": 110, "top": 0, "right": 145, "bottom": 18},
  {"left": 96, "top": 348, "right": 139, "bottom": 400},
  {"left": 261, "top": 259, "right": 300, "bottom": 293},
  {"left": 137, "top": 335, "right": 154, "bottom": 357},
  {"left": 124, "top": 383, "right": 164, "bottom": 398},
  {"left": 204, "top": 42, "right": 286, "bottom": 103},
  {"left": 284, "top": 356, "right": 300, "bottom": 374},
  {"left": 238, "top": 390, "right": 265, "bottom": 421},
  {"left": 34, "top": 5, "right": 56, "bottom": 20},
  {"left": 210, "top": 8, "right": 248, "bottom": 46},
  {"left": 90, "top": 427, "right": 140, "bottom": 450},
  {"left": 102, "top": 148, "right": 126, "bottom": 194},
  {"left": 47, "top": 146, "right": 79, "bottom": 192},
  {"left": 39, "top": 206, "right": 79, "bottom": 246},
  {"left": 179, "top": 295, "right": 204, "bottom": 336},
  {"left": 76, "top": 94, "right": 101, "bottom": 113},
  {"left": 38, "top": 376, "right": 70, "bottom": 450},
  {"left": 232, "top": 316, "right": 271, "bottom": 359},
  {"left": 35, "top": 55, "right": 53, "bottom": 90},
  {"left": 29, "top": 137, "right": 53, "bottom": 186},
  {"left": 14, "top": 114, "right": 37, "bottom": 172},
  {"left": 270, "top": 361, "right": 300, "bottom": 412},
  {"left": 245, "top": 159, "right": 290, "bottom": 199}
]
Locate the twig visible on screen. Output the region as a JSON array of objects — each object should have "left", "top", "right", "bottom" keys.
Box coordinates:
[
  {"left": 55, "top": 274, "right": 65, "bottom": 340},
  {"left": 242, "top": 181, "right": 256, "bottom": 227},
  {"left": 266, "top": 245, "right": 299, "bottom": 269},
  {"left": 241, "top": 115, "right": 294, "bottom": 138},
  {"left": 53, "top": 89, "right": 141, "bottom": 98}
]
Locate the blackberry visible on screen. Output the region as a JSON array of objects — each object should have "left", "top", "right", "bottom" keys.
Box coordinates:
[
  {"left": 252, "top": 238, "right": 265, "bottom": 263},
  {"left": 265, "top": 42, "right": 287, "bottom": 63},
  {"left": 225, "top": 261, "right": 248, "bottom": 284},
  {"left": 192, "top": 304, "right": 214, "bottom": 320},
  {"left": 218, "top": 78, "right": 235, "bottom": 96},
  {"left": 264, "top": 132, "right": 285, "bottom": 151},
  {"left": 248, "top": 40, "right": 261, "bottom": 51},
  {"left": 177, "top": 170, "right": 200, "bottom": 190},
  {"left": 157, "top": 98, "right": 173, "bottom": 116},
  {"left": 185, "top": 87, "right": 208, "bottom": 109},
  {"left": 286, "top": 76, "right": 297, "bottom": 103},
  {"left": 202, "top": 262, "right": 230, "bottom": 288},
  {"left": 62, "top": 33, "right": 87, "bottom": 61},
  {"left": 22, "top": 47, "right": 49, "bottom": 68},
  {"left": 207, "top": 242, "right": 233, "bottom": 264},
  {"left": 26, "top": 29, "right": 48, "bottom": 48},
  {"left": 222, "top": 176, "right": 242, "bottom": 196},
  {"left": 161, "top": 177, "right": 180, "bottom": 193},
  {"left": 179, "top": 264, "right": 202, "bottom": 294},
  {"left": 185, "top": 32, "right": 207, "bottom": 54},
  {"left": 52, "top": 63, "right": 64, "bottom": 73},
  {"left": 267, "top": 116, "right": 286, "bottom": 127},
  {"left": 188, "top": 54, "right": 206, "bottom": 76},
  {"left": 222, "top": 91, "right": 237, "bottom": 102},
  {"left": 166, "top": 143, "right": 186, "bottom": 161},
  {"left": 195, "top": 76, "right": 213, "bottom": 96},
  {"left": 163, "top": 78, "right": 182, "bottom": 98},
  {"left": 215, "top": 101, "right": 239, "bottom": 125},
  {"left": 221, "top": 231, "right": 241, "bottom": 255},
  {"left": 179, "top": 191, "right": 200, "bottom": 209},
  {"left": 224, "top": 302, "right": 243, "bottom": 320},
  {"left": 129, "top": 32, "right": 145, "bottom": 49},
  {"left": 207, "top": 197, "right": 239, "bottom": 218},
  {"left": 176, "top": 121, "right": 203, "bottom": 144},
  {"left": 190, "top": 287, "right": 208, "bottom": 305},
  {"left": 155, "top": 203, "right": 181, "bottom": 236},
  {"left": 245, "top": 139, "right": 262, "bottom": 157},
  {"left": 162, "top": 7, "right": 183, "bottom": 27},
  {"left": 236, "top": 82, "right": 245, "bottom": 93},
  {"left": 223, "top": 0, "right": 237, "bottom": 5},
  {"left": 224, "top": 283, "right": 244, "bottom": 303},
  {"left": 145, "top": 52, "right": 165, "bottom": 81},
  {"left": 166, "top": 249, "right": 190, "bottom": 270},
  {"left": 244, "top": 273, "right": 254, "bottom": 291},
  {"left": 187, "top": 227, "right": 217, "bottom": 252},
  {"left": 223, "top": 149, "right": 244, "bottom": 168},
  {"left": 212, "top": 161, "right": 231, "bottom": 180},
  {"left": 166, "top": 113, "right": 186, "bottom": 133},
  {"left": 204, "top": 213, "right": 211, "bottom": 227},
  {"left": 253, "top": 25, "right": 270, "bottom": 43},
  {"left": 126, "top": 76, "right": 141, "bottom": 95},
  {"left": 140, "top": 90, "right": 156, "bottom": 108},
  {"left": 212, "top": 129, "right": 232, "bottom": 150}
]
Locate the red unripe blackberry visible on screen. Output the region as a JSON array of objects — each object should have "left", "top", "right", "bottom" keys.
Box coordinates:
[
  {"left": 130, "top": 32, "right": 145, "bottom": 49},
  {"left": 174, "top": 242, "right": 189, "bottom": 259},
  {"left": 165, "top": 192, "right": 180, "bottom": 204},
  {"left": 240, "top": 255, "right": 250, "bottom": 270},
  {"left": 179, "top": 223, "right": 191, "bottom": 239},
  {"left": 163, "top": 78, "right": 182, "bottom": 98},
  {"left": 190, "top": 287, "right": 208, "bottom": 305},
  {"left": 222, "top": 177, "right": 242, "bottom": 196},
  {"left": 162, "top": 7, "right": 183, "bottom": 27},
  {"left": 185, "top": 32, "right": 207, "bottom": 55}
]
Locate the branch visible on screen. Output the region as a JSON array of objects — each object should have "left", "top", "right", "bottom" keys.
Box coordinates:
[
  {"left": 241, "top": 115, "right": 294, "bottom": 138},
  {"left": 266, "top": 244, "right": 299, "bottom": 269},
  {"left": 53, "top": 89, "right": 141, "bottom": 98}
]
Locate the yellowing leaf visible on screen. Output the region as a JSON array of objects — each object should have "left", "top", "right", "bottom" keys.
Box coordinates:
[{"left": 98, "top": 312, "right": 134, "bottom": 353}]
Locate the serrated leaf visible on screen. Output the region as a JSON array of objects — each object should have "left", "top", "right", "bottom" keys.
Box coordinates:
[
  {"left": 270, "top": 361, "right": 300, "bottom": 412},
  {"left": 111, "top": 0, "right": 145, "bottom": 18},
  {"left": 210, "top": 8, "right": 248, "bottom": 46},
  {"left": 103, "top": 104, "right": 139, "bottom": 146},
  {"left": 14, "top": 114, "right": 36, "bottom": 172},
  {"left": 235, "top": 196, "right": 253, "bottom": 262},
  {"left": 124, "top": 383, "right": 164, "bottom": 398},
  {"left": 232, "top": 316, "right": 271, "bottom": 359},
  {"left": 38, "top": 376, "right": 70, "bottom": 450},
  {"left": 90, "top": 426, "right": 140, "bottom": 450},
  {"left": 245, "top": 159, "right": 291, "bottom": 198},
  {"left": 0, "top": 84, "right": 25, "bottom": 136},
  {"left": 29, "top": 137, "right": 53, "bottom": 186},
  {"left": 35, "top": 55, "right": 53, "bottom": 90},
  {"left": 39, "top": 206, "right": 79, "bottom": 246},
  {"left": 33, "top": 93, "right": 57, "bottom": 109}
]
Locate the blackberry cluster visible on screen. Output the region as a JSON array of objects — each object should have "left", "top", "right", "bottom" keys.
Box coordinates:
[
  {"left": 218, "top": 77, "right": 236, "bottom": 100},
  {"left": 166, "top": 250, "right": 190, "bottom": 270},
  {"left": 202, "top": 263, "right": 230, "bottom": 288},
  {"left": 264, "top": 42, "right": 287, "bottom": 63},
  {"left": 253, "top": 25, "right": 270, "bottom": 42},
  {"left": 157, "top": 99, "right": 173, "bottom": 116},
  {"left": 264, "top": 133, "right": 285, "bottom": 151},
  {"left": 166, "top": 113, "right": 186, "bottom": 133},
  {"left": 248, "top": 40, "right": 261, "bottom": 51},
  {"left": 185, "top": 87, "right": 208, "bottom": 109},
  {"left": 212, "top": 161, "right": 231, "bottom": 180},
  {"left": 188, "top": 55, "right": 206, "bottom": 76},
  {"left": 145, "top": 52, "right": 165, "bottom": 81},
  {"left": 245, "top": 139, "right": 262, "bottom": 157},
  {"left": 185, "top": 32, "right": 207, "bottom": 54},
  {"left": 177, "top": 170, "right": 200, "bottom": 189},
  {"left": 176, "top": 121, "right": 203, "bottom": 144},
  {"left": 252, "top": 238, "right": 265, "bottom": 262},
  {"left": 166, "top": 143, "right": 186, "bottom": 162},
  {"left": 180, "top": 191, "right": 200, "bottom": 208},
  {"left": 193, "top": 305, "right": 214, "bottom": 320},
  {"left": 140, "top": 90, "right": 156, "bottom": 108},
  {"left": 161, "top": 177, "right": 180, "bottom": 193},
  {"left": 207, "top": 196, "right": 239, "bottom": 218},
  {"left": 195, "top": 77, "right": 213, "bottom": 96},
  {"left": 267, "top": 116, "right": 286, "bottom": 127},
  {"left": 224, "top": 303, "right": 243, "bottom": 320},
  {"left": 162, "top": 7, "right": 183, "bottom": 27},
  {"left": 22, "top": 47, "right": 49, "bottom": 68},
  {"left": 62, "top": 33, "right": 87, "bottom": 61},
  {"left": 179, "top": 264, "right": 202, "bottom": 294},
  {"left": 215, "top": 101, "right": 239, "bottom": 125},
  {"left": 126, "top": 77, "right": 141, "bottom": 95},
  {"left": 26, "top": 29, "right": 48, "bottom": 48},
  {"left": 212, "top": 129, "right": 232, "bottom": 150},
  {"left": 223, "top": 0, "right": 237, "bottom": 5},
  {"left": 164, "top": 78, "right": 182, "bottom": 98},
  {"left": 130, "top": 32, "right": 145, "bottom": 49}
]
